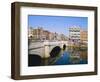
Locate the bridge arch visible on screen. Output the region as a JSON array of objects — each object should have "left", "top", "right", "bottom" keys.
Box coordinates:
[
  {"left": 28, "top": 40, "right": 68, "bottom": 58},
  {"left": 43, "top": 41, "right": 68, "bottom": 58},
  {"left": 50, "top": 46, "right": 61, "bottom": 58}
]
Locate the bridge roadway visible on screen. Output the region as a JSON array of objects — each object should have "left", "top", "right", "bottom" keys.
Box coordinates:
[{"left": 28, "top": 40, "right": 68, "bottom": 58}]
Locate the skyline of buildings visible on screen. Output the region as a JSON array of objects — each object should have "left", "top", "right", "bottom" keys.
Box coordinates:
[
  {"left": 28, "top": 25, "right": 87, "bottom": 44},
  {"left": 28, "top": 26, "right": 68, "bottom": 41},
  {"left": 28, "top": 15, "right": 88, "bottom": 36}
]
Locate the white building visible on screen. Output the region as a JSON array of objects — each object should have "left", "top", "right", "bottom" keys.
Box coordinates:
[{"left": 69, "top": 26, "right": 80, "bottom": 43}]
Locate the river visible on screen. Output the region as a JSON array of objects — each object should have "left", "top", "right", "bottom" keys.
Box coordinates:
[{"left": 28, "top": 47, "right": 88, "bottom": 66}]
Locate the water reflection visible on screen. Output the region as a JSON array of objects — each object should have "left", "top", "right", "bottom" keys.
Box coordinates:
[
  {"left": 28, "top": 47, "right": 88, "bottom": 66},
  {"left": 48, "top": 49, "right": 87, "bottom": 65}
]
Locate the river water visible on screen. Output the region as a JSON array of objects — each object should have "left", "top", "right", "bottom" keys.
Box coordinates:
[
  {"left": 40, "top": 47, "right": 88, "bottom": 66},
  {"left": 28, "top": 47, "right": 88, "bottom": 66},
  {"left": 51, "top": 50, "right": 87, "bottom": 65}
]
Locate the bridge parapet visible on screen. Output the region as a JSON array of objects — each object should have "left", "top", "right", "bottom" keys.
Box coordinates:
[{"left": 29, "top": 40, "right": 68, "bottom": 58}]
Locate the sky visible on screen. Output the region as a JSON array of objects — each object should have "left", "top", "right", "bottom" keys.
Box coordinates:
[{"left": 28, "top": 15, "right": 88, "bottom": 36}]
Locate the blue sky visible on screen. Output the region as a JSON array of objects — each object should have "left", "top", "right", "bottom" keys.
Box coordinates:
[{"left": 28, "top": 15, "right": 88, "bottom": 36}]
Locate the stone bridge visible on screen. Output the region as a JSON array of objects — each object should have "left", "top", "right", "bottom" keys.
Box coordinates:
[{"left": 29, "top": 40, "right": 68, "bottom": 58}]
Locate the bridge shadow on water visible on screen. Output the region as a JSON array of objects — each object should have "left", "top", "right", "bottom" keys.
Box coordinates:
[
  {"left": 28, "top": 46, "right": 61, "bottom": 66},
  {"left": 28, "top": 45, "right": 88, "bottom": 66}
]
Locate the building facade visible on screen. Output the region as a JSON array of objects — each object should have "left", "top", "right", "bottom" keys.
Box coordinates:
[
  {"left": 28, "top": 27, "right": 34, "bottom": 39},
  {"left": 69, "top": 26, "right": 80, "bottom": 42},
  {"left": 28, "top": 27, "right": 57, "bottom": 41},
  {"left": 80, "top": 30, "right": 87, "bottom": 43},
  {"left": 28, "top": 26, "right": 68, "bottom": 41}
]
